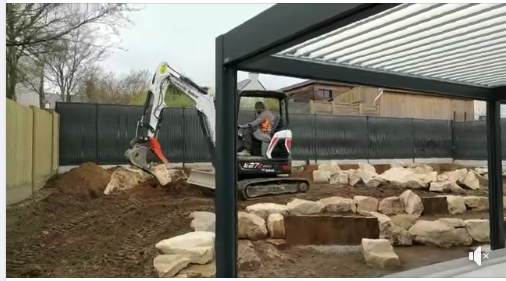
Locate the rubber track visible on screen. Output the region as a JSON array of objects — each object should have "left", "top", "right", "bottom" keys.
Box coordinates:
[{"left": 238, "top": 177, "right": 310, "bottom": 200}]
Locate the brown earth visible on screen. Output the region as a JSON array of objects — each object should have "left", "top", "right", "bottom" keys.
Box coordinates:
[{"left": 5, "top": 163, "right": 502, "bottom": 278}]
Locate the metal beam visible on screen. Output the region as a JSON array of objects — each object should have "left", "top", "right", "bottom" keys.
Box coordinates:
[
  {"left": 214, "top": 35, "right": 238, "bottom": 277},
  {"left": 494, "top": 86, "right": 506, "bottom": 101},
  {"left": 240, "top": 56, "right": 495, "bottom": 100},
  {"left": 222, "top": 3, "right": 398, "bottom": 66},
  {"left": 485, "top": 99, "right": 505, "bottom": 250}
]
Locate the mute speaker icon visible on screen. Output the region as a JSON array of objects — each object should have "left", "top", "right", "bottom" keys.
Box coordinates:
[{"left": 469, "top": 246, "right": 482, "bottom": 266}]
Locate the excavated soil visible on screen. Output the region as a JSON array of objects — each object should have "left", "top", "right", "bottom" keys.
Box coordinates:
[{"left": 5, "top": 163, "right": 501, "bottom": 278}]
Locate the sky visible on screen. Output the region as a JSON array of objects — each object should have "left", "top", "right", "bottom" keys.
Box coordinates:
[{"left": 101, "top": 3, "right": 304, "bottom": 90}]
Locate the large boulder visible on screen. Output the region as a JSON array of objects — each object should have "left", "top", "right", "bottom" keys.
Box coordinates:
[
  {"left": 399, "top": 190, "right": 423, "bottom": 215},
  {"left": 438, "top": 218, "right": 465, "bottom": 228},
  {"left": 318, "top": 162, "right": 340, "bottom": 174},
  {"left": 329, "top": 170, "right": 350, "bottom": 185},
  {"left": 408, "top": 164, "right": 434, "bottom": 174},
  {"left": 319, "top": 196, "right": 357, "bottom": 213},
  {"left": 463, "top": 196, "right": 489, "bottom": 211},
  {"left": 175, "top": 261, "right": 216, "bottom": 278},
  {"left": 238, "top": 212, "right": 268, "bottom": 240},
  {"left": 364, "top": 212, "right": 412, "bottom": 246},
  {"left": 437, "top": 169, "right": 468, "bottom": 183},
  {"left": 380, "top": 167, "right": 434, "bottom": 189},
  {"left": 408, "top": 220, "right": 472, "bottom": 248},
  {"left": 354, "top": 196, "right": 379, "bottom": 213},
  {"left": 429, "top": 181, "right": 454, "bottom": 193},
  {"left": 155, "top": 231, "right": 215, "bottom": 265},
  {"left": 458, "top": 171, "right": 480, "bottom": 190},
  {"left": 237, "top": 240, "right": 262, "bottom": 271},
  {"left": 442, "top": 195, "right": 466, "bottom": 215},
  {"left": 153, "top": 254, "right": 192, "bottom": 278},
  {"left": 104, "top": 166, "right": 152, "bottom": 195},
  {"left": 313, "top": 170, "right": 331, "bottom": 183},
  {"left": 358, "top": 163, "right": 377, "bottom": 174},
  {"left": 286, "top": 199, "right": 325, "bottom": 215},
  {"left": 190, "top": 211, "right": 216, "bottom": 232},
  {"left": 361, "top": 238, "right": 401, "bottom": 269},
  {"left": 245, "top": 203, "right": 289, "bottom": 220},
  {"left": 349, "top": 170, "right": 362, "bottom": 186},
  {"left": 378, "top": 196, "right": 404, "bottom": 216},
  {"left": 465, "top": 219, "right": 490, "bottom": 243},
  {"left": 390, "top": 214, "right": 418, "bottom": 231},
  {"left": 357, "top": 169, "right": 385, "bottom": 188},
  {"left": 266, "top": 213, "right": 285, "bottom": 239}
]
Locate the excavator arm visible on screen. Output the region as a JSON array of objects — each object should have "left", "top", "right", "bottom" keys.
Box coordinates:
[{"left": 125, "top": 62, "right": 216, "bottom": 176}]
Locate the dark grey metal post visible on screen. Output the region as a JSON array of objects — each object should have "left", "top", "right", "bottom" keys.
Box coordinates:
[
  {"left": 485, "top": 99, "right": 505, "bottom": 250},
  {"left": 214, "top": 35, "right": 238, "bottom": 277}
]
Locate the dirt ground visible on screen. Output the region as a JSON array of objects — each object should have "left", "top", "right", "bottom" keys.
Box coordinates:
[{"left": 5, "top": 163, "right": 503, "bottom": 278}]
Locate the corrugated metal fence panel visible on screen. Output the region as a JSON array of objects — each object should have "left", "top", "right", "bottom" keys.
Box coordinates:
[
  {"left": 289, "top": 113, "right": 315, "bottom": 161},
  {"left": 96, "top": 104, "right": 143, "bottom": 164},
  {"left": 413, "top": 119, "right": 452, "bottom": 158},
  {"left": 453, "top": 121, "right": 487, "bottom": 160},
  {"left": 182, "top": 108, "right": 212, "bottom": 162},
  {"left": 314, "top": 115, "right": 368, "bottom": 160},
  {"left": 57, "top": 103, "right": 98, "bottom": 165},
  {"left": 368, "top": 117, "right": 413, "bottom": 159}
]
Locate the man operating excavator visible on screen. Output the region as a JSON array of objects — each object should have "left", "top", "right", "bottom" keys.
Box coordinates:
[{"left": 237, "top": 101, "right": 275, "bottom": 157}]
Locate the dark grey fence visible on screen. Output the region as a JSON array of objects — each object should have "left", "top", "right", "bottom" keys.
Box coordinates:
[{"left": 55, "top": 102, "right": 505, "bottom": 166}]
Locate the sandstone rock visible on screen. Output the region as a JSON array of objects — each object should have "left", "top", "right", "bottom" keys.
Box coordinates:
[
  {"left": 469, "top": 170, "right": 488, "bottom": 187},
  {"left": 265, "top": 239, "right": 288, "bottom": 250},
  {"left": 190, "top": 211, "right": 215, "bottom": 232},
  {"left": 104, "top": 166, "right": 151, "bottom": 195},
  {"left": 313, "top": 170, "right": 331, "bottom": 184},
  {"left": 153, "top": 254, "right": 192, "bottom": 278},
  {"left": 238, "top": 212, "right": 268, "bottom": 240},
  {"left": 174, "top": 261, "right": 216, "bottom": 278},
  {"left": 266, "top": 213, "right": 285, "bottom": 239},
  {"left": 329, "top": 170, "right": 350, "bottom": 185},
  {"left": 156, "top": 232, "right": 215, "bottom": 265},
  {"left": 237, "top": 240, "right": 262, "bottom": 271},
  {"left": 463, "top": 196, "right": 489, "bottom": 211},
  {"left": 429, "top": 181, "right": 453, "bottom": 192},
  {"left": 361, "top": 238, "right": 401, "bottom": 269},
  {"left": 358, "top": 163, "right": 377, "bottom": 174},
  {"left": 364, "top": 212, "right": 412, "bottom": 246},
  {"left": 458, "top": 171, "right": 480, "bottom": 190},
  {"left": 399, "top": 190, "right": 423, "bottom": 215},
  {"left": 408, "top": 220, "right": 472, "bottom": 248},
  {"left": 354, "top": 196, "right": 379, "bottom": 213},
  {"left": 448, "top": 182, "right": 467, "bottom": 194},
  {"left": 319, "top": 196, "right": 357, "bottom": 213},
  {"left": 378, "top": 196, "right": 404, "bottom": 216},
  {"left": 465, "top": 219, "right": 490, "bottom": 243},
  {"left": 390, "top": 214, "right": 418, "bottom": 231},
  {"left": 286, "top": 198, "right": 325, "bottom": 215},
  {"left": 245, "top": 203, "right": 289, "bottom": 220},
  {"left": 408, "top": 164, "right": 434, "bottom": 174},
  {"left": 438, "top": 218, "right": 465, "bottom": 228},
  {"left": 444, "top": 195, "right": 466, "bottom": 215},
  {"left": 475, "top": 167, "right": 488, "bottom": 175},
  {"left": 359, "top": 169, "right": 385, "bottom": 188},
  {"left": 318, "top": 162, "right": 340, "bottom": 174},
  {"left": 381, "top": 167, "right": 433, "bottom": 189},
  {"left": 438, "top": 169, "right": 468, "bottom": 183},
  {"left": 349, "top": 170, "right": 362, "bottom": 186}
]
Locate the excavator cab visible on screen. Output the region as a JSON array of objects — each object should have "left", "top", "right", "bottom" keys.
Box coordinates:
[{"left": 237, "top": 90, "right": 289, "bottom": 158}]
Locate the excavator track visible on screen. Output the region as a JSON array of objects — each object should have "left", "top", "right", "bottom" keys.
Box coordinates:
[{"left": 238, "top": 177, "right": 310, "bottom": 200}]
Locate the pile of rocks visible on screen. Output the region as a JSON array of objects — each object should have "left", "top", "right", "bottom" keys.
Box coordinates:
[{"left": 313, "top": 162, "right": 488, "bottom": 192}]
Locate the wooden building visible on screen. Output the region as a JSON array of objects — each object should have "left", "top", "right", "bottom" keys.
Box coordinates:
[{"left": 281, "top": 80, "right": 475, "bottom": 121}]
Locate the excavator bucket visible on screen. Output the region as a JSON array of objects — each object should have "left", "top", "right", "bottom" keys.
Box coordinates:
[{"left": 187, "top": 168, "right": 216, "bottom": 190}]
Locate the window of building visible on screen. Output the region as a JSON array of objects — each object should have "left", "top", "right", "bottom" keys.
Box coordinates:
[{"left": 318, "top": 89, "right": 332, "bottom": 99}]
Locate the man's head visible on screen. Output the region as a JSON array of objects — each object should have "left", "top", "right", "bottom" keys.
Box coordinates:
[{"left": 254, "top": 101, "right": 265, "bottom": 114}]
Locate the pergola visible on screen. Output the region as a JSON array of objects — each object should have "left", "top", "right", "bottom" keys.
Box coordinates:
[{"left": 214, "top": 3, "right": 506, "bottom": 277}]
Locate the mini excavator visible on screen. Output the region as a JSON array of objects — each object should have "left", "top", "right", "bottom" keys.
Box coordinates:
[{"left": 124, "top": 62, "right": 310, "bottom": 200}]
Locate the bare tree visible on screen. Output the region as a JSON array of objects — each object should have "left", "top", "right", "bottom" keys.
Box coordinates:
[{"left": 6, "top": 3, "right": 139, "bottom": 100}]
